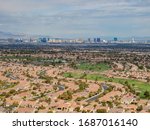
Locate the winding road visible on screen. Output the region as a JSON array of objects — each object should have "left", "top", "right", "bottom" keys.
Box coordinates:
[{"left": 84, "top": 85, "right": 105, "bottom": 102}]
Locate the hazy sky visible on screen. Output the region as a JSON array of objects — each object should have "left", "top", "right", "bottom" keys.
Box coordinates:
[{"left": 0, "top": 0, "right": 150, "bottom": 38}]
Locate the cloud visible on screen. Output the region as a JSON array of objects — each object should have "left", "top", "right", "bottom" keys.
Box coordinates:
[{"left": 0, "top": 0, "right": 149, "bottom": 37}]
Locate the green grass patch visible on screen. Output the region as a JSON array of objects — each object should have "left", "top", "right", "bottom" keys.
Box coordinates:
[
  {"left": 75, "top": 62, "right": 111, "bottom": 72},
  {"left": 63, "top": 72, "right": 150, "bottom": 98}
]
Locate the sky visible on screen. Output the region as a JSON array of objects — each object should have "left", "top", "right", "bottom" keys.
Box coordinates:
[{"left": 0, "top": 0, "right": 150, "bottom": 38}]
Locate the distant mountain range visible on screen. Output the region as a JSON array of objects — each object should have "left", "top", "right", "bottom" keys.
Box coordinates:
[
  {"left": 0, "top": 31, "right": 150, "bottom": 41},
  {"left": 0, "top": 31, "right": 51, "bottom": 39},
  {"left": 0, "top": 31, "right": 25, "bottom": 38}
]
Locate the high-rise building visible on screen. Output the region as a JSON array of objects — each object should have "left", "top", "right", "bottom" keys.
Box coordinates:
[
  {"left": 97, "top": 38, "right": 101, "bottom": 43},
  {"left": 114, "top": 37, "right": 118, "bottom": 41},
  {"left": 88, "top": 38, "right": 91, "bottom": 43},
  {"left": 40, "top": 38, "right": 47, "bottom": 43},
  {"left": 94, "top": 38, "right": 97, "bottom": 43},
  {"left": 131, "top": 38, "right": 135, "bottom": 43}
]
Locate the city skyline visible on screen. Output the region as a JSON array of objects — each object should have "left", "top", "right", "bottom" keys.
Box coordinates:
[{"left": 0, "top": 0, "right": 150, "bottom": 38}]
